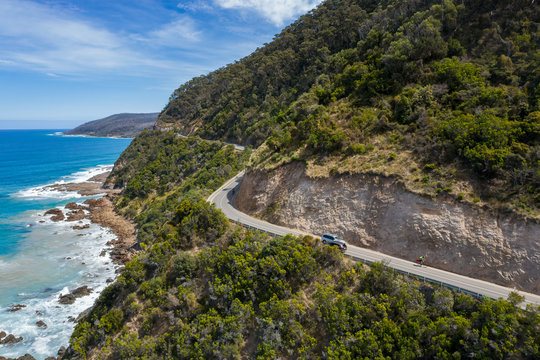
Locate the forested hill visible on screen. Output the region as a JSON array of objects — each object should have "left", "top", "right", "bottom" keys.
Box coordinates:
[
  {"left": 159, "top": 0, "right": 539, "bottom": 215},
  {"left": 65, "top": 113, "right": 158, "bottom": 138}
]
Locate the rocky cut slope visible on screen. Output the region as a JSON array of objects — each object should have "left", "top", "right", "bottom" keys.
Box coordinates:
[{"left": 235, "top": 162, "right": 540, "bottom": 294}]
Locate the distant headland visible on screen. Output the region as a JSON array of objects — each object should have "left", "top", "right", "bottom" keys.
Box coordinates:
[{"left": 64, "top": 112, "right": 158, "bottom": 138}]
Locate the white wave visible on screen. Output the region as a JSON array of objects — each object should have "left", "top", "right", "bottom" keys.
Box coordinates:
[
  {"left": 11, "top": 164, "right": 113, "bottom": 200},
  {"left": 14, "top": 186, "right": 82, "bottom": 200},
  {"left": 0, "top": 219, "right": 121, "bottom": 358},
  {"left": 63, "top": 164, "right": 113, "bottom": 184},
  {"left": 53, "top": 133, "right": 130, "bottom": 140}
]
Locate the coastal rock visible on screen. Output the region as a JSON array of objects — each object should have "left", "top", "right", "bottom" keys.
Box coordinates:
[
  {"left": 66, "top": 209, "right": 86, "bottom": 222},
  {"left": 58, "top": 293, "right": 76, "bottom": 305},
  {"left": 7, "top": 304, "right": 26, "bottom": 312},
  {"left": 58, "top": 286, "right": 93, "bottom": 304},
  {"left": 0, "top": 331, "right": 5, "bottom": 339},
  {"left": 0, "top": 333, "right": 23, "bottom": 344},
  {"left": 18, "top": 355, "right": 35, "bottom": 360},
  {"left": 58, "top": 346, "right": 67, "bottom": 356},
  {"left": 0, "top": 355, "right": 36, "bottom": 360},
  {"left": 72, "top": 286, "right": 92, "bottom": 297},
  {"left": 72, "top": 224, "right": 90, "bottom": 230},
  {"left": 44, "top": 208, "right": 64, "bottom": 222},
  {"left": 36, "top": 320, "right": 47, "bottom": 328},
  {"left": 65, "top": 202, "right": 85, "bottom": 210},
  {"left": 83, "top": 196, "right": 138, "bottom": 265}
]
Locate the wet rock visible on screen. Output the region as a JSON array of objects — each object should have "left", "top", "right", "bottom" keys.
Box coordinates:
[
  {"left": 44, "top": 208, "right": 64, "bottom": 222},
  {"left": 58, "top": 346, "right": 67, "bottom": 356},
  {"left": 19, "top": 355, "right": 36, "bottom": 360},
  {"left": 100, "top": 250, "right": 107, "bottom": 257},
  {"left": 65, "top": 202, "right": 85, "bottom": 210},
  {"left": 36, "top": 320, "right": 47, "bottom": 328},
  {"left": 58, "top": 286, "right": 93, "bottom": 304},
  {"left": 44, "top": 357, "right": 56, "bottom": 360},
  {"left": 66, "top": 209, "right": 86, "bottom": 222},
  {"left": 7, "top": 304, "right": 26, "bottom": 312},
  {"left": 106, "top": 278, "right": 114, "bottom": 283},
  {"left": 0, "top": 355, "right": 36, "bottom": 360},
  {"left": 72, "top": 224, "right": 90, "bottom": 230},
  {"left": 58, "top": 293, "right": 76, "bottom": 305},
  {"left": 0, "top": 333, "right": 23, "bottom": 344},
  {"left": 68, "top": 316, "right": 76, "bottom": 322},
  {"left": 0, "top": 331, "right": 5, "bottom": 339},
  {"left": 72, "top": 286, "right": 92, "bottom": 297},
  {"left": 35, "top": 310, "right": 43, "bottom": 316}
]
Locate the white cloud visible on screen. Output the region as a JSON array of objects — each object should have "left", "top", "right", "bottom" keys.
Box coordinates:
[
  {"left": 0, "top": 0, "right": 201, "bottom": 76},
  {"left": 214, "top": 0, "right": 323, "bottom": 26},
  {"left": 139, "top": 17, "right": 202, "bottom": 45},
  {"left": 0, "top": 0, "right": 129, "bottom": 74}
]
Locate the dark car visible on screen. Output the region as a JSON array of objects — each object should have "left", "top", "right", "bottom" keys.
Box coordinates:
[{"left": 321, "top": 233, "right": 347, "bottom": 251}]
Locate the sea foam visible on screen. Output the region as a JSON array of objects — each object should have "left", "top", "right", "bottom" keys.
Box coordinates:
[{"left": 11, "top": 164, "right": 113, "bottom": 200}]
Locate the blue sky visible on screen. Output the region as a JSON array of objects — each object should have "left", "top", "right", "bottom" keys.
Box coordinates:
[{"left": 0, "top": 0, "right": 323, "bottom": 129}]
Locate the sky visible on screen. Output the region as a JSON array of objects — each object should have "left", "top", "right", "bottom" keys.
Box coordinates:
[{"left": 0, "top": 0, "right": 323, "bottom": 129}]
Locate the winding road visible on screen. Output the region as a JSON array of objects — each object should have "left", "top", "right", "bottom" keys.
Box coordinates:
[{"left": 208, "top": 171, "right": 540, "bottom": 308}]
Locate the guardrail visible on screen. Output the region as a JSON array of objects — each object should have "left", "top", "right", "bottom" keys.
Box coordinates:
[
  {"left": 231, "top": 219, "right": 485, "bottom": 299},
  {"left": 345, "top": 254, "right": 484, "bottom": 299}
]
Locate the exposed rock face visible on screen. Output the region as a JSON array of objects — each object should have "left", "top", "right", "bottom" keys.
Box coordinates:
[
  {"left": 0, "top": 332, "right": 23, "bottom": 344},
  {"left": 36, "top": 320, "right": 47, "bottom": 328},
  {"left": 235, "top": 162, "right": 540, "bottom": 294},
  {"left": 72, "top": 286, "right": 92, "bottom": 297},
  {"left": 44, "top": 208, "right": 64, "bottom": 222},
  {"left": 7, "top": 304, "right": 26, "bottom": 312},
  {"left": 58, "top": 286, "right": 93, "bottom": 305},
  {"left": 66, "top": 209, "right": 86, "bottom": 222},
  {"left": 0, "top": 356, "right": 35, "bottom": 360}
]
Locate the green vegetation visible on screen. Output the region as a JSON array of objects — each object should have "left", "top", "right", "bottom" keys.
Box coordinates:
[
  {"left": 107, "top": 130, "right": 250, "bottom": 245},
  {"left": 67, "top": 208, "right": 539, "bottom": 358},
  {"left": 159, "top": 0, "right": 539, "bottom": 214},
  {"left": 65, "top": 126, "right": 538, "bottom": 360},
  {"left": 64, "top": 0, "right": 540, "bottom": 358}
]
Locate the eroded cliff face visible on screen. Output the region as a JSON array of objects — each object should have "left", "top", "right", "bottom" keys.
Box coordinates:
[{"left": 235, "top": 162, "right": 540, "bottom": 294}]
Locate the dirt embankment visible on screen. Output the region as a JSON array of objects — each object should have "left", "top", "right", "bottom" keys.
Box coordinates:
[{"left": 235, "top": 162, "right": 540, "bottom": 294}]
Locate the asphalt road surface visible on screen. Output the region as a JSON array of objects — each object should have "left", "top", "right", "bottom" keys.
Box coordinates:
[{"left": 209, "top": 171, "right": 540, "bottom": 308}]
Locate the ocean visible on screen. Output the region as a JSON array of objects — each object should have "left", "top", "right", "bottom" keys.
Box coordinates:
[{"left": 0, "top": 130, "right": 131, "bottom": 359}]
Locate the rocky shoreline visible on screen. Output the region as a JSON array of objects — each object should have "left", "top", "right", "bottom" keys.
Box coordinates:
[
  {"left": 1, "top": 172, "right": 137, "bottom": 360},
  {"left": 41, "top": 171, "right": 137, "bottom": 265}
]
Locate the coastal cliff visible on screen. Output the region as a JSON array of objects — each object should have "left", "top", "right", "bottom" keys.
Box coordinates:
[{"left": 235, "top": 162, "right": 540, "bottom": 294}]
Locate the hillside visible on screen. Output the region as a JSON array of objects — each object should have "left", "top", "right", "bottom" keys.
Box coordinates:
[
  {"left": 60, "top": 0, "right": 540, "bottom": 358},
  {"left": 63, "top": 131, "right": 539, "bottom": 359},
  {"left": 158, "top": 0, "right": 539, "bottom": 216},
  {"left": 64, "top": 113, "right": 158, "bottom": 138}
]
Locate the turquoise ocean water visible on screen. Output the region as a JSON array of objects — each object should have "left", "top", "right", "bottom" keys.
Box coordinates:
[{"left": 0, "top": 130, "right": 131, "bottom": 358}]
